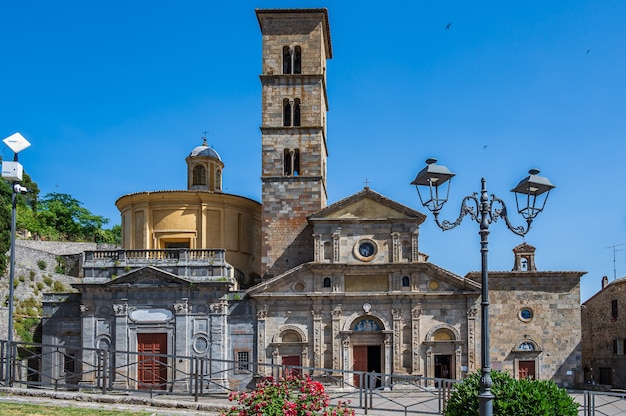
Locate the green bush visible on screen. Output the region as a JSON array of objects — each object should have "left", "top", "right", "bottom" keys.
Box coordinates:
[
  {"left": 444, "top": 370, "right": 578, "bottom": 416},
  {"left": 29, "top": 270, "right": 35, "bottom": 281},
  {"left": 37, "top": 260, "right": 46, "bottom": 270},
  {"left": 42, "top": 276, "right": 53, "bottom": 286},
  {"left": 52, "top": 280, "right": 66, "bottom": 292}
]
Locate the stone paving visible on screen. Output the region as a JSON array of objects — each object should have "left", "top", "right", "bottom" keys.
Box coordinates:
[{"left": 0, "top": 387, "right": 624, "bottom": 415}]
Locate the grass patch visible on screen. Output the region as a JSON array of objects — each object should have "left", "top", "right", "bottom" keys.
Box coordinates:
[{"left": 0, "top": 401, "right": 152, "bottom": 415}]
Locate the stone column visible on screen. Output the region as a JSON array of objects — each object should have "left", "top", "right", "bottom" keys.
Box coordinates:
[
  {"left": 392, "top": 308, "right": 402, "bottom": 372},
  {"left": 467, "top": 307, "right": 477, "bottom": 372},
  {"left": 312, "top": 308, "right": 323, "bottom": 370},
  {"left": 331, "top": 306, "right": 342, "bottom": 373},
  {"left": 384, "top": 333, "right": 392, "bottom": 387},
  {"left": 411, "top": 306, "right": 421, "bottom": 374},
  {"left": 411, "top": 230, "right": 419, "bottom": 263},
  {"left": 391, "top": 232, "right": 400, "bottom": 263},
  {"left": 112, "top": 300, "right": 129, "bottom": 388},
  {"left": 332, "top": 230, "right": 341, "bottom": 263},
  {"left": 313, "top": 234, "right": 321, "bottom": 262},
  {"left": 257, "top": 305, "right": 268, "bottom": 375},
  {"left": 174, "top": 299, "right": 191, "bottom": 391}
]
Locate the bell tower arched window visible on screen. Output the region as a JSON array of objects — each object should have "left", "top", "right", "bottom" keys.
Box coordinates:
[
  {"left": 283, "top": 149, "right": 300, "bottom": 176},
  {"left": 294, "top": 46, "right": 301, "bottom": 74},
  {"left": 282, "top": 46, "right": 291, "bottom": 74},
  {"left": 192, "top": 165, "right": 206, "bottom": 186},
  {"left": 282, "top": 45, "right": 302, "bottom": 75},
  {"left": 283, "top": 99, "right": 292, "bottom": 127},
  {"left": 293, "top": 99, "right": 301, "bottom": 126}
]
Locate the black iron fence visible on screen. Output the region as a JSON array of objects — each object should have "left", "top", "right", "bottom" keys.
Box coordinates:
[
  {"left": 0, "top": 339, "right": 458, "bottom": 415},
  {"left": 4, "top": 340, "right": 621, "bottom": 415}
]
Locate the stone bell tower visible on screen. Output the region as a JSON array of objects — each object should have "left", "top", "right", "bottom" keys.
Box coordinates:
[{"left": 256, "top": 9, "right": 332, "bottom": 278}]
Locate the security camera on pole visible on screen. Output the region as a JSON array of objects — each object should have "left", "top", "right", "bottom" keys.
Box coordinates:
[{"left": 1, "top": 132, "right": 31, "bottom": 386}]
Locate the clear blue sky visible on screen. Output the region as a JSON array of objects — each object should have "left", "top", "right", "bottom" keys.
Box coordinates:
[{"left": 2, "top": 1, "right": 625, "bottom": 301}]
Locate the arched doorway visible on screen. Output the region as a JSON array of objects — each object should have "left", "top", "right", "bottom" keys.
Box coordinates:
[
  {"left": 350, "top": 317, "right": 384, "bottom": 387},
  {"left": 424, "top": 325, "right": 462, "bottom": 381}
]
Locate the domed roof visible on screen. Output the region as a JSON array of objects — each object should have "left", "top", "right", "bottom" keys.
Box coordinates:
[{"left": 189, "top": 138, "right": 221, "bottom": 160}]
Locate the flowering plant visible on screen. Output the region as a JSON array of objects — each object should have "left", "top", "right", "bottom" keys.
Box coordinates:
[{"left": 223, "top": 373, "right": 355, "bottom": 416}]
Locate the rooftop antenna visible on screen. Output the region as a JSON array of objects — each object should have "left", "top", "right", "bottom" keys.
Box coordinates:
[{"left": 606, "top": 243, "right": 626, "bottom": 280}]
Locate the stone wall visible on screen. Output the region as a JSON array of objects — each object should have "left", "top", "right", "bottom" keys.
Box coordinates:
[
  {"left": 582, "top": 277, "right": 626, "bottom": 388},
  {"left": 485, "top": 271, "right": 583, "bottom": 388}
]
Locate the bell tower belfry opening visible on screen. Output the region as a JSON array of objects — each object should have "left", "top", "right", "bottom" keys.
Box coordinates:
[{"left": 256, "top": 9, "right": 332, "bottom": 278}]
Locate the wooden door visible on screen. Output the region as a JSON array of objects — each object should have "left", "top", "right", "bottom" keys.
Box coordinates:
[
  {"left": 353, "top": 346, "right": 368, "bottom": 387},
  {"left": 137, "top": 333, "right": 168, "bottom": 390},
  {"left": 282, "top": 355, "right": 301, "bottom": 376},
  {"left": 518, "top": 360, "right": 536, "bottom": 380}
]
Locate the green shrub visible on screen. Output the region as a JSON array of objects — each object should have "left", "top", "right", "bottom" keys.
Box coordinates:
[
  {"left": 37, "top": 260, "right": 46, "bottom": 270},
  {"left": 52, "top": 280, "right": 66, "bottom": 292},
  {"left": 29, "top": 270, "right": 35, "bottom": 281},
  {"left": 36, "top": 282, "right": 44, "bottom": 291},
  {"left": 444, "top": 370, "right": 578, "bottom": 416},
  {"left": 18, "top": 275, "right": 25, "bottom": 283},
  {"left": 42, "top": 276, "right": 53, "bottom": 286},
  {"left": 54, "top": 256, "right": 66, "bottom": 274}
]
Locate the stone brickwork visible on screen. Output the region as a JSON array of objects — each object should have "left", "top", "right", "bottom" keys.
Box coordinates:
[
  {"left": 468, "top": 269, "right": 584, "bottom": 388},
  {"left": 257, "top": 9, "right": 331, "bottom": 278},
  {"left": 582, "top": 276, "right": 626, "bottom": 388}
]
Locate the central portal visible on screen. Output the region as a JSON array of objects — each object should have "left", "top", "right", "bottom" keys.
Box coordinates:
[{"left": 353, "top": 345, "right": 382, "bottom": 387}]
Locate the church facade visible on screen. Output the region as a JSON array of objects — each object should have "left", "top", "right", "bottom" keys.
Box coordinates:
[{"left": 42, "top": 8, "right": 583, "bottom": 391}]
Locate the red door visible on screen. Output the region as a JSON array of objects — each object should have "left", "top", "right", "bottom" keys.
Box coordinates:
[
  {"left": 518, "top": 360, "right": 536, "bottom": 380},
  {"left": 137, "top": 333, "right": 168, "bottom": 390},
  {"left": 353, "top": 346, "right": 368, "bottom": 387},
  {"left": 282, "top": 355, "right": 301, "bottom": 376}
]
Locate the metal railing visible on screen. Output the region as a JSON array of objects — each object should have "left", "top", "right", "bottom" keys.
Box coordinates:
[{"left": 0, "top": 339, "right": 459, "bottom": 415}]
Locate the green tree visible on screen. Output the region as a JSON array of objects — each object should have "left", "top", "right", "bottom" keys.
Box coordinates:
[
  {"left": 37, "top": 192, "right": 110, "bottom": 241},
  {"left": 444, "top": 370, "right": 578, "bottom": 416}
]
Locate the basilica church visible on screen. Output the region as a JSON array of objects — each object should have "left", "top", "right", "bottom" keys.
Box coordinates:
[{"left": 42, "top": 8, "right": 584, "bottom": 391}]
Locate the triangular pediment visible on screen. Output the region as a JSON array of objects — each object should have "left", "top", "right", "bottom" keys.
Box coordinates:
[
  {"left": 105, "top": 266, "right": 190, "bottom": 288},
  {"left": 308, "top": 187, "right": 426, "bottom": 223}
]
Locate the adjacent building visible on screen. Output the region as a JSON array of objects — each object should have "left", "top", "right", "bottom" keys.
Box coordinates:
[{"left": 582, "top": 276, "right": 626, "bottom": 388}]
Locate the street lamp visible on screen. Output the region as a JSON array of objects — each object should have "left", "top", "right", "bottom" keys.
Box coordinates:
[
  {"left": 411, "top": 158, "right": 554, "bottom": 416},
  {"left": 1, "top": 132, "right": 31, "bottom": 386}
]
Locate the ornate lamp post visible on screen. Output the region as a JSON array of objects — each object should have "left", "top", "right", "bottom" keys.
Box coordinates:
[{"left": 411, "top": 158, "right": 554, "bottom": 416}]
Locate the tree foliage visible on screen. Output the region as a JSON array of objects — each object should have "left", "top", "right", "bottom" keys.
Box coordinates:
[
  {"left": 1, "top": 165, "right": 120, "bottom": 274},
  {"left": 444, "top": 370, "right": 579, "bottom": 416}
]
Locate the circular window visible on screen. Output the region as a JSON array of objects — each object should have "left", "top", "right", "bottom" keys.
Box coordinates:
[
  {"left": 354, "top": 239, "right": 377, "bottom": 261},
  {"left": 294, "top": 282, "right": 305, "bottom": 292},
  {"left": 518, "top": 308, "right": 534, "bottom": 322},
  {"left": 428, "top": 280, "right": 440, "bottom": 291}
]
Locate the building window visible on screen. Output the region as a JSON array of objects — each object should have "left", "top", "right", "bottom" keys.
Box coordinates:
[
  {"left": 215, "top": 169, "right": 221, "bottom": 191},
  {"left": 282, "top": 46, "right": 291, "bottom": 74},
  {"left": 192, "top": 165, "right": 206, "bottom": 185},
  {"left": 283, "top": 149, "right": 300, "bottom": 176},
  {"left": 323, "top": 241, "right": 332, "bottom": 261},
  {"left": 612, "top": 299, "right": 618, "bottom": 320},
  {"left": 294, "top": 46, "right": 301, "bottom": 74},
  {"left": 236, "top": 350, "right": 250, "bottom": 373},
  {"left": 518, "top": 308, "right": 534, "bottom": 323},
  {"left": 283, "top": 99, "right": 292, "bottom": 126},
  {"left": 323, "top": 277, "right": 331, "bottom": 288},
  {"left": 283, "top": 98, "right": 301, "bottom": 127},
  {"left": 282, "top": 45, "right": 301, "bottom": 74},
  {"left": 402, "top": 276, "right": 410, "bottom": 287},
  {"left": 293, "top": 98, "right": 301, "bottom": 126}
]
